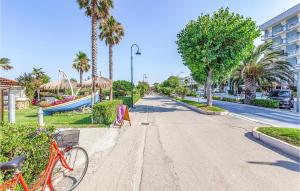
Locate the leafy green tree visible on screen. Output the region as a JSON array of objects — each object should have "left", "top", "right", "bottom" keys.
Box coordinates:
[
  {"left": 177, "top": 7, "right": 260, "bottom": 106},
  {"left": 237, "top": 42, "right": 295, "bottom": 104},
  {"left": 153, "top": 82, "right": 161, "bottom": 93},
  {"left": 99, "top": 16, "right": 124, "bottom": 100},
  {"left": 77, "top": 0, "right": 113, "bottom": 92},
  {"left": 16, "top": 73, "right": 36, "bottom": 99},
  {"left": 112, "top": 80, "right": 133, "bottom": 97},
  {"left": 136, "top": 81, "right": 150, "bottom": 96},
  {"left": 0, "top": 57, "right": 13, "bottom": 71},
  {"left": 162, "top": 76, "right": 180, "bottom": 89},
  {"left": 72, "top": 51, "right": 91, "bottom": 84}
]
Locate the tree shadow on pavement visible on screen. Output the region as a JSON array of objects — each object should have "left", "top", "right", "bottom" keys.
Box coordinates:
[
  {"left": 247, "top": 160, "right": 300, "bottom": 172},
  {"left": 132, "top": 105, "right": 188, "bottom": 113},
  {"left": 244, "top": 132, "right": 299, "bottom": 163}
]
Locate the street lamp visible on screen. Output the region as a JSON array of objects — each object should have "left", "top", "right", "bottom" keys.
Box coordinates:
[
  {"left": 143, "top": 74, "right": 147, "bottom": 83},
  {"left": 131, "top": 44, "right": 141, "bottom": 108}
]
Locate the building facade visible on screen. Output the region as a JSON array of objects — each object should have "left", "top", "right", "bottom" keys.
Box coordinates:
[{"left": 260, "top": 3, "right": 300, "bottom": 71}]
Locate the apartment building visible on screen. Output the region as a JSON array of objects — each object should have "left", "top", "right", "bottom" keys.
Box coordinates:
[{"left": 260, "top": 3, "right": 300, "bottom": 69}]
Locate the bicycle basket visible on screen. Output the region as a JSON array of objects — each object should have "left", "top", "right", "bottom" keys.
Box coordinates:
[{"left": 55, "top": 130, "right": 80, "bottom": 147}]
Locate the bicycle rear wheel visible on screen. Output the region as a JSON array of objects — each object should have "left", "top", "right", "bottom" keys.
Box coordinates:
[{"left": 50, "top": 147, "right": 89, "bottom": 191}]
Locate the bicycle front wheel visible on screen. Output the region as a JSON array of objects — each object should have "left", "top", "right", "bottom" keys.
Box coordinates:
[{"left": 50, "top": 147, "right": 89, "bottom": 191}]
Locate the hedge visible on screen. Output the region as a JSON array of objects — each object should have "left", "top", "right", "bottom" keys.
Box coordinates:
[
  {"left": 0, "top": 123, "right": 55, "bottom": 187},
  {"left": 213, "top": 96, "right": 240, "bottom": 103},
  {"left": 250, "top": 99, "right": 279, "bottom": 108},
  {"left": 118, "top": 92, "right": 140, "bottom": 107},
  {"left": 92, "top": 100, "right": 123, "bottom": 125}
]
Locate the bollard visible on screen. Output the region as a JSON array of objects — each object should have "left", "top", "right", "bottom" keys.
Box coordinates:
[
  {"left": 38, "top": 107, "right": 44, "bottom": 126},
  {"left": 8, "top": 93, "right": 16, "bottom": 124}
]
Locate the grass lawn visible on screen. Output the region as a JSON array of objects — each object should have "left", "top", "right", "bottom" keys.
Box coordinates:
[
  {"left": 4, "top": 107, "right": 106, "bottom": 128},
  {"left": 176, "top": 98, "right": 225, "bottom": 112},
  {"left": 257, "top": 127, "right": 300, "bottom": 147}
]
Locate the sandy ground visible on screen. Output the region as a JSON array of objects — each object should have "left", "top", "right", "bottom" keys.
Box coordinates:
[{"left": 75, "top": 95, "right": 300, "bottom": 191}]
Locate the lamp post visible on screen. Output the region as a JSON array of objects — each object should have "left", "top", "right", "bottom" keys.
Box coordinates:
[
  {"left": 131, "top": 44, "right": 141, "bottom": 108},
  {"left": 143, "top": 74, "right": 147, "bottom": 83}
]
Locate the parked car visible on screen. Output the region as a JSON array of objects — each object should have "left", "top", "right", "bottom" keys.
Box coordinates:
[{"left": 268, "top": 89, "right": 294, "bottom": 109}]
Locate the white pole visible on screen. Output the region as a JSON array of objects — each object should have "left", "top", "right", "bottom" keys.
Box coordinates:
[
  {"left": 8, "top": 93, "right": 16, "bottom": 124},
  {"left": 38, "top": 107, "right": 44, "bottom": 126}
]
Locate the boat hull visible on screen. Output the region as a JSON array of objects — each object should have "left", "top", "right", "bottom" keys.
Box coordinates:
[{"left": 43, "top": 94, "right": 100, "bottom": 115}]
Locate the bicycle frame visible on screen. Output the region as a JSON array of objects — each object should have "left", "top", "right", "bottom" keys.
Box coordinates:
[{"left": 0, "top": 140, "right": 73, "bottom": 191}]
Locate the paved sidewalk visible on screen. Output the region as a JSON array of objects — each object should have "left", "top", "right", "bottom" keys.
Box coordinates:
[{"left": 76, "top": 95, "right": 300, "bottom": 191}]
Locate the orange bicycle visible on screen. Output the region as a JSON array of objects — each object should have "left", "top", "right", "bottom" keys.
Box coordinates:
[{"left": 0, "top": 129, "right": 89, "bottom": 191}]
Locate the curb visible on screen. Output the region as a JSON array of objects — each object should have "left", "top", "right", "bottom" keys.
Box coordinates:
[
  {"left": 213, "top": 99, "right": 300, "bottom": 117},
  {"left": 229, "top": 113, "right": 277, "bottom": 127},
  {"left": 173, "top": 99, "right": 229, "bottom": 115},
  {"left": 252, "top": 127, "right": 300, "bottom": 159}
]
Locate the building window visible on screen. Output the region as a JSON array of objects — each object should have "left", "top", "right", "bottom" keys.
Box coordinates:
[
  {"left": 272, "top": 36, "right": 282, "bottom": 46},
  {"left": 286, "top": 44, "right": 299, "bottom": 56},
  {"left": 287, "top": 16, "right": 299, "bottom": 29},
  {"left": 286, "top": 57, "right": 297, "bottom": 66},
  {"left": 272, "top": 24, "right": 282, "bottom": 35},
  {"left": 286, "top": 30, "right": 299, "bottom": 43}
]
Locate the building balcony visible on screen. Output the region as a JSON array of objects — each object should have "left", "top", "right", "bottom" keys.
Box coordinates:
[
  {"left": 286, "top": 49, "right": 300, "bottom": 57},
  {"left": 286, "top": 34, "right": 300, "bottom": 44},
  {"left": 261, "top": 33, "right": 273, "bottom": 41},
  {"left": 287, "top": 21, "right": 300, "bottom": 31}
]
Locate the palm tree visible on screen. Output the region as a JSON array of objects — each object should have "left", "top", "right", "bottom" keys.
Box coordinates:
[
  {"left": 72, "top": 51, "right": 91, "bottom": 84},
  {"left": 77, "top": 0, "right": 113, "bottom": 93},
  {"left": 238, "top": 42, "right": 295, "bottom": 104},
  {"left": 99, "top": 16, "right": 124, "bottom": 100},
  {"left": 0, "top": 57, "right": 13, "bottom": 70}
]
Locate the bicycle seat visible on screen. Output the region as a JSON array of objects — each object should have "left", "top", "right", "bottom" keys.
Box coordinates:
[{"left": 0, "top": 156, "right": 26, "bottom": 171}]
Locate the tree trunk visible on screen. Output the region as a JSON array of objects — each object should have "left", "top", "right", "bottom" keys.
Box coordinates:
[
  {"left": 80, "top": 70, "right": 83, "bottom": 84},
  {"left": 109, "top": 44, "right": 113, "bottom": 101},
  {"left": 244, "top": 77, "right": 256, "bottom": 104},
  {"left": 91, "top": 0, "right": 98, "bottom": 93},
  {"left": 206, "top": 68, "right": 213, "bottom": 106}
]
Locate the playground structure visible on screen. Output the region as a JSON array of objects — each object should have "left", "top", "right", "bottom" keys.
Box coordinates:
[{"left": 40, "top": 70, "right": 111, "bottom": 115}]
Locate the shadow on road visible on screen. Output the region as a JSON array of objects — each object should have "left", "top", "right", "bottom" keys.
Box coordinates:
[
  {"left": 244, "top": 132, "right": 299, "bottom": 162},
  {"left": 132, "top": 104, "right": 188, "bottom": 113},
  {"left": 247, "top": 160, "right": 300, "bottom": 172}
]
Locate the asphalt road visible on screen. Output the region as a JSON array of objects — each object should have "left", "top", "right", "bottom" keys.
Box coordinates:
[
  {"left": 187, "top": 97, "right": 300, "bottom": 128},
  {"left": 76, "top": 95, "right": 299, "bottom": 191}
]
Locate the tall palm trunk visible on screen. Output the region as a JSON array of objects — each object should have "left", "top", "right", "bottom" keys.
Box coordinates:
[
  {"left": 244, "top": 77, "right": 256, "bottom": 104},
  {"left": 109, "top": 44, "right": 113, "bottom": 100},
  {"left": 91, "top": 0, "right": 97, "bottom": 93},
  {"left": 80, "top": 70, "right": 83, "bottom": 84},
  {"left": 206, "top": 68, "right": 213, "bottom": 106}
]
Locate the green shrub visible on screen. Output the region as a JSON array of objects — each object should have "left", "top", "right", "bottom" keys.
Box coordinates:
[
  {"left": 113, "top": 80, "right": 133, "bottom": 97},
  {"left": 0, "top": 123, "right": 55, "bottom": 186},
  {"left": 221, "top": 97, "right": 239, "bottom": 103},
  {"left": 161, "top": 87, "right": 174, "bottom": 96},
  {"left": 187, "top": 91, "right": 197, "bottom": 97},
  {"left": 92, "top": 100, "right": 123, "bottom": 125},
  {"left": 213, "top": 96, "right": 239, "bottom": 103},
  {"left": 118, "top": 92, "right": 140, "bottom": 107},
  {"left": 251, "top": 99, "right": 279, "bottom": 108},
  {"left": 175, "top": 86, "right": 190, "bottom": 98}
]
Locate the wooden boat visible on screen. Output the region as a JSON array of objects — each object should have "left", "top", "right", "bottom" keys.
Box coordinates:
[{"left": 43, "top": 94, "right": 99, "bottom": 115}]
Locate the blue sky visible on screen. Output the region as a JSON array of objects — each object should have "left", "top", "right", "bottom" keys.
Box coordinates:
[{"left": 1, "top": 0, "right": 299, "bottom": 84}]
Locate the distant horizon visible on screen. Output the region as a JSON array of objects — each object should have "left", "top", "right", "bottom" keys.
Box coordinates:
[{"left": 1, "top": 0, "right": 299, "bottom": 84}]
